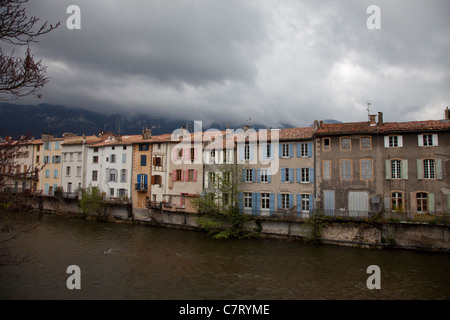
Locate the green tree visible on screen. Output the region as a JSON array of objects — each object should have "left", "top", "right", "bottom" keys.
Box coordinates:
[{"left": 79, "top": 186, "right": 105, "bottom": 220}]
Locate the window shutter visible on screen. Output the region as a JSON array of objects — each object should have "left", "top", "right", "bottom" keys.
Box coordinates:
[
  {"left": 141, "top": 155, "right": 146, "bottom": 166},
  {"left": 279, "top": 144, "right": 283, "bottom": 158},
  {"left": 242, "top": 169, "right": 246, "bottom": 182},
  {"left": 257, "top": 169, "right": 261, "bottom": 183},
  {"left": 417, "top": 159, "right": 423, "bottom": 180},
  {"left": 398, "top": 135, "right": 403, "bottom": 147},
  {"left": 296, "top": 168, "right": 301, "bottom": 183},
  {"left": 289, "top": 143, "right": 293, "bottom": 158},
  {"left": 418, "top": 135, "right": 423, "bottom": 146},
  {"left": 296, "top": 194, "right": 302, "bottom": 213},
  {"left": 238, "top": 192, "right": 243, "bottom": 212},
  {"left": 281, "top": 168, "right": 286, "bottom": 183},
  {"left": 436, "top": 159, "right": 443, "bottom": 180},
  {"left": 432, "top": 134, "right": 438, "bottom": 146},
  {"left": 194, "top": 148, "right": 198, "bottom": 160},
  {"left": 297, "top": 143, "right": 301, "bottom": 157},
  {"left": 309, "top": 168, "right": 314, "bottom": 183},
  {"left": 289, "top": 194, "right": 293, "bottom": 209},
  {"left": 239, "top": 144, "right": 244, "bottom": 161},
  {"left": 402, "top": 160, "right": 408, "bottom": 180},
  {"left": 151, "top": 175, "right": 155, "bottom": 185},
  {"left": 267, "top": 169, "right": 272, "bottom": 183},
  {"left": 270, "top": 193, "right": 275, "bottom": 215},
  {"left": 249, "top": 144, "right": 255, "bottom": 161},
  {"left": 384, "top": 136, "right": 389, "bottom": 148},
  {"left": 180, "top": 170, "right": 184, "bottom": 181},
  {"left": 277, "top": 194, "right": 282, "bottom": 209},
  {"left": 193, "top": 170, "right": 197, "bottom": 182},
  {"left": 410, "top": 192, "right": 416, "bottom": 212},
  {"left": 289, "top": 168, "right": 294, "bottom": 183},
  {"left": 385, "top": 160, "right": 391, "bottom": 180},
  {"left": 153, "top": 157, "right": 157, "bottom": 166},
  {"left": 429, "top": 193, "right": 435, "bottom": 213},
  {"left": 308, "top": 142, "right": 313, "bottom": 157},
  {"left": 252, "top": 193, "right": 260, "bottom": 215},
  {"left": 172, "top": 170, "right": 177, "bottom": 182},
  {"left": 309, "top": 194, "right": 314, "bottom": 213},
  {"left": 383, "top": 196, "right": 390, "bottom": 212},
  {"left": 143, "top": 174, "right": 148, "bottom": 185},
  {"left": 269, "top": 144, "right": 274, "bottom": 160},
  {"left": 185, "top": 170, "right": 189, "bottom": 181},
  {"left": 252, "top": 169, "right": 256, "bottom": 182}
]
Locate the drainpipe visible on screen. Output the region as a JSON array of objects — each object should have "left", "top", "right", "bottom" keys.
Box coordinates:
[{"left": 313, "top": 136, "right": 317, "bottom": 216}]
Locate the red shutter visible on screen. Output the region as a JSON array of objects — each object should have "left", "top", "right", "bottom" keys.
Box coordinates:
[
  {"left": 172, "top": 170, "right": 177, "bottom": 182},
  {"left": 193, "top": 170, "right": 197, "bottom": 182},
  {"left": 185, "top": 169, "right": 189, "bottom": 181}
]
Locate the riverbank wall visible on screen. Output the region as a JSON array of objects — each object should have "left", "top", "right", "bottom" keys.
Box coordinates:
[{"left": 33, "top": 197, "right": 450, "bottom": 253}]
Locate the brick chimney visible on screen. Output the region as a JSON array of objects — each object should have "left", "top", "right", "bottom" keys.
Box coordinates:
[
  {"left": 445, "top": 107, "right": 450, "bottom": 120},
  {"left": 142, "top": 127, "right": 152, "bottom": 140},
  {"left": 369, "top": 114, "right": 376, "bottom": 126}
]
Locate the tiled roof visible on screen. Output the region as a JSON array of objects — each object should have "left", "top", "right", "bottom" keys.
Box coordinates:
[{"left": 315, "top": 120, "right": 450, "bottom": 136}]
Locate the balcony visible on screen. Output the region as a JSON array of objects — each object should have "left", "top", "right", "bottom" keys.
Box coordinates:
[{"left": 135, "top": 183, "right": 148, "bottom": 192}]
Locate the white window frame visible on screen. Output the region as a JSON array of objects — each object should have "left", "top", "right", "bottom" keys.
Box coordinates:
[
  {"left": 244, "top": 192, "right": 252, "bottom": 209},
  {"left": 261, "top": 193, "right": 270, "bottom": 210}
]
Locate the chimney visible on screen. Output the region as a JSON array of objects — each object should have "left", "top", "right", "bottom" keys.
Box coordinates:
[
  {"left": 41, "top": 133, "right": 54, "bottom": 140},
  {"left": 242, "top": 125, "right": 250, "bottom": 132},
  {"left": 377, "top": 112, "right": 383, "bottom": 125},
  {"left": 445, "top": 107, "right": 450, "bottom": 120},
  {"left": 369, "top": 114, "right": 376, "bottom": 126},
  {"left": 143, "top": 127, "right": 152, "bottom": 140},
  {"left": 313, "top": 120, "right": 320, "bottom": 130}
]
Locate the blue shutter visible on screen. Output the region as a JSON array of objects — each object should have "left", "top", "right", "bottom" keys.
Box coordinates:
[
  {"left": 296, "top": 168, "right": 301, "bottom": 183},
  {"left": 277, "top": 194, "right": 282, "bottom": 209},
  {"left": 252, "top": 193, "right": 260, "bottom": 215},
  {"left": 309, "top": 168, "right": 314, "bottom": 183},
  {"left": 289, "top": 194, "right": 293, "bottom": 209},
  {"left": 249, "top": 144, "right": 255, "bottom": 161},
  {"left": 270, "top": 193, "right": 275, "bottom": 215},
  {"left": 257, "top": 169, "right": 261, "bottom": 183},
  {"left": 308, "top": 142, "right": 313, "bottom": 157},
  {"left": 238, "top": 192, "right": 243, "bottom": 213},
  {"left": 252, "top": 169, "right": 256, "bottom": 182},
  {"left": 143, "top": 174, "right": 148, "bottom": 185},
  {"left": 297, "top": 143, "right": 301, "bottom": 157},
  {"left": 289, "top": 143, "right": 293, "bottom": 158},
  {"left": 309, "top": 194, "right": 314, "bottom": 213},
  {"left": 53, "top": 184, "right": 57, "bottom": 196},
  {"left": 137, "top": 174, "right": 141, "bottom": 186},
  {"left": 281, "top": 168, "right": 286, "bottom": 183},
  {"left": 44, "top": 183, "right": 49, "bottom": 195},
  {"left": 289, "top": 168, "right": 294, "bottom": 183},
  {"left": 242, "top": 169, "right": 246, "bottom": 182},
  {"left": 267, "top": 169, "right": 272, "bottom": 183},
  {"left": 297, "top": 194, "right": 302, "bottom": 214},
  {"left": 279, "top": 144, "right": 283, "bottom": 158},
  {"left": 239, "top": 144, "right": 244, "bottom": 161},
  {"left": 141, "top": 155, "right": 146, "bottom": 166}
]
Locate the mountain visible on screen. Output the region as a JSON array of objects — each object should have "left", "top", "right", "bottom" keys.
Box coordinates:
[{"left": 0, "top": 103, "right": 274, "bottom": 139}]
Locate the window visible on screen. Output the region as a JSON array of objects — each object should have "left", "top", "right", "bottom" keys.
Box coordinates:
[
  {"left": 323, "top": 138, "right": 331, "bottom": 151},
  {"left": 66, "top": 166, "right": 71, "bottom": 176},
  {"left": 391, "top": 160, "right": 402, "bottom": 179},
  {"left": 222, "top": 193, "right": 230, "bottom": 207},
  {"left": 299, "top": 143, "right": 309, "bottom": 157},
  {"left": 223, "top": 171, "right": 231, "bottom": 184},
  {"left": 187, "top": 169, "right": 195, "bottom": 182},
  {"left": 118, "top": 189, "right": 127, "bottom": 198},
  {"left": 245, "top": 169, "right": 253, "bottom": 183},
  {"left": 53, "top": 155, "right": 61, "bottom": 164},
  {"left": 340, "top": 160, "right": 352, "bottom": 181},
  {"left": 266, "top": 144, "right": 271, "bottom": 159},
  {"left": 301, "top": 194, "right": 310, "bottom": 212},
  {"left": 285, "top": 168, "right": 291, "bottom": 182},
  {"left": 45, "top": 169, "right": 50, "bottom": 178},
  {"left": 110, "top": 188, "right": 115, "bottom": 197},
  {"left": 154, "top": 156, "right": 162, "bottom": 166},
  {"left": 44, "top": 142, "right": 51, "bottom": 150},
  {"left": 391, "top": 192, "right": 403, "bottom": 212},
  {"left": 210, "top": 150, "right": 216, "bottom": 163},
  {"left": 416, "top": 192, "right": 428, "bottom": 213},
  {"left": 190, "top": 148, "right": 195, "bottom": 161},
  {"left": 340, "top": 137, "right": 351, "bottom": 150},
  {"left": 419, "top": 134, "right": 438, "bottom": 147},
  {"left": 360, "top": 159, "right": 373, "bottom": 180},
  {"left": 139, "top": 144, "right": 149, "bottom": 151},
  {"left": 110, "top": 154, "right": 116, "bottom": 163},
  {"left": 122, "top": 154, "right": 127, "bottom": 163},
  {"left": 123, "top": 146, "right": 127, "bottom": 150},
  {"left": 109, "top": 169, "right": 117, "bottom": 182},
  {"left": 423, "top": 159, "right": 435, "bottom": 179},
  {"left": 301, "top": 168, "right": 309, "bottom": 183},
  {"left": 94, "top": 148, "right": 98, "bottom": 153},
  {"left": 281, "top": 194, "right": 290, "bottom": 209},
  {"left": 152, "top": 175, "right": 161, "bottom": 185},
  {"left": 360, "top": 137, "right": 371, "bottom": 149},
  {"left": 244, "top": 143, "right": 250, "bottom": 160},
  {"left": 67, "top": 182, "right": 72, "bottom": 193},
  {"left": 93, "top": 156, "right": 98, "bottom": 163},
  {"left": 260, "top": 168, "right": 268, "bottom": 183},
  {"left": 120, "top": 169, "right": 127, "bottom": 183},
  {"left": 208, "top": 172, "right": 215, "bottom": 185},
  {"left": 244, "top": 192, "right": 252, "bottom": 209},
  {"left": 176, "top": 169, "right": 183, "bottom": 181},
  {"left": 53, "top": 169, "right": 58, "bottom": 178},
  {"left": 223, "top": 150, "right": 230, "bottom": 163},
  {"left": 261, "top": 193, "right": 270, "bottom": 210},
  {"left": 55, "top": 141, "right": 60, "bottom": 150},
  {"left": 281, "top": 143, "right": 290, "bottom": 157},
  {"left": 385, "top": 135, "right": 403, "bottom": 148},
  {"left": 323, "top": 160, "right": 331, "bottom": 181},
  {"left": 77, "top": 152, "right": 82, "bottom": 161},
  {"left": 92, "top": 170, "right": 98, "bottom": 181}
]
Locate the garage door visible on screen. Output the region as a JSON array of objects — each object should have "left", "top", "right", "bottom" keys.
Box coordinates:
[{"left": 348, "top": 191, "right": 369, "bottom": 217}]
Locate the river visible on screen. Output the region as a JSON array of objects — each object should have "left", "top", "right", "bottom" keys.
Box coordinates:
[{"left": 1, "top": 213, "right": 449, "bottom": 300}]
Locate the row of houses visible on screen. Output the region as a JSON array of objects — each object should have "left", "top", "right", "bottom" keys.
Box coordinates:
[{"left": 2, "top": 108, "right": 450, "bottom": 219}]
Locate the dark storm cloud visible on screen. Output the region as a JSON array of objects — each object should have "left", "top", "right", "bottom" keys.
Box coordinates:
[{"left": 17, "top": 0, "right": 450, "bottom": 128}]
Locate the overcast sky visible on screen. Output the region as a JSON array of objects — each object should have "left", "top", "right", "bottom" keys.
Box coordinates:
[{"left": 17, "top": 0, "right": 450, "bottom": 128}]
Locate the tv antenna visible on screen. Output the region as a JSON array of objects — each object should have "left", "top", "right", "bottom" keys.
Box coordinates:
[{"left": 367, "top": 103, "right": 371, "bottom": 120}]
